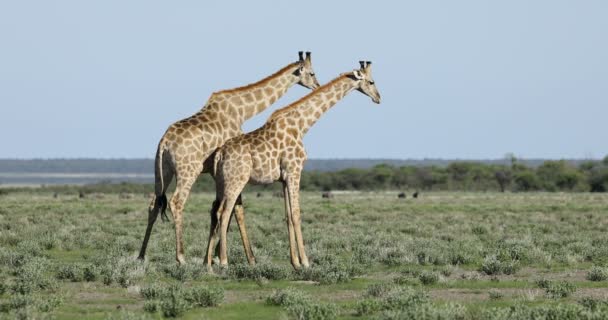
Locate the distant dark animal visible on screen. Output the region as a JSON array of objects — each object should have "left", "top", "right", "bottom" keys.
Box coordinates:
[
  {"left": 413, "top": 191, "right": 419, "bottom": 199},
  {"left": 53, "top": 192, "right": 58, "bottom": 199},
  {"left": 398, "top": 192, "right": 406, "bottom": 199},
  {"left": 78, "top": 191, "right": 85, "bottom": 199},
  {"left": 256, "top": 192, "right": 263, "bottom": 198},
  {"left": 322, "top": 191, "right": 334, "bottom": 199}
]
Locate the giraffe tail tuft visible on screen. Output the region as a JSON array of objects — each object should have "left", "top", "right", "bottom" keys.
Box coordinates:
[{"left": 157, "top": 194, "right": 169, "bottom": 222}]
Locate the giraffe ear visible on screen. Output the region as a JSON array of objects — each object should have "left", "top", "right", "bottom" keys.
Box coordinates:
[{"left": 352, "top": 70, "right": 364, "bottom": 80}]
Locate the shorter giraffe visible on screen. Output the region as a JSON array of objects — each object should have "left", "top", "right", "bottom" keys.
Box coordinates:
[{"left": 207, "top": 61, "right": 380, "bottom": 269}]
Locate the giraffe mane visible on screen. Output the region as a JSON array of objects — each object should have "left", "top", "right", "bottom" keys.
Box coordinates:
[
  {"left": 212, "top": 62, "right": 300, "bottom": 95},
  {"left": 268, "top": 72, "right": 353, "bottom": 120}
]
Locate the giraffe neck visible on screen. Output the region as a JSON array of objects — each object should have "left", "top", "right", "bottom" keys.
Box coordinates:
[
  {"left": 272, "top": 74, "right": 356, "bottom": 135},
  {"left": 212, "top": 63, "right": 300, "bottom": 124}
]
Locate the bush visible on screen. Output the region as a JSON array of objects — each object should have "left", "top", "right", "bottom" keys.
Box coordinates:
[
  {"left": 295, "top": 263, "right": 358, "bottom": 284},
  {"left": 587, "top": 266, "right": 608, "bottom": 282},
  {"left": 227, "top": 263, "right": 291, "bottom": 281},
  {"left": 56, "top": 264, "right": 84, "bottom": 282},
  {"left": 83, "top": 265, "right": 98, "bottom": 282},
  {"left": 544, "top": 281, "right": 576, "bottom": 299},
  {"left": 488, "top": 290, "right": 504, "bottom": 300},
  {"left": 513, "top": 171, "right": 541, "bottom": 191},
  {"left": 376, "top": 302, "right": 466, "bottom": 320},
  {"left": 267, "top": 288, "right": 337, "bottom": 320},
  {"left": 186, "top": 286, "right": 224, "bottom": 308},
  {"left": 160, "top": 285, "right": 189, "bottom": 318},
  {"left": 365, "top": 283, "right": 397, "bottom": 298},
  {"left": 11, "top": 258, "right": 57, "bottom": 294},
  {"left": 140, "top": 283, "right": 168, "bottom": 300},
  {"left": 481, "top": 303, "right": 608, "bottom": 320},
  {"left": 480, "top": 255, "right": 519, "bottom": 275},
  {"left": 140, "top": 283, "right": 224, "bottom": 316},
  {"left": 143, "top": 300, "right": 159, "bottom": 313},
  {"left": 418, "top": 271, "right": 439, "bottom": 285}
]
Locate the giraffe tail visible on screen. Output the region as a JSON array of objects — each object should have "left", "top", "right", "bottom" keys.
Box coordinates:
[{"left": 154, "top": 143, "right": 170, "bottom": 222}]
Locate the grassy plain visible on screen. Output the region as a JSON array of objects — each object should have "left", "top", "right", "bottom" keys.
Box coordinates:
[{"left": 1, "top": 191, "right": 608, "bottom": 319}]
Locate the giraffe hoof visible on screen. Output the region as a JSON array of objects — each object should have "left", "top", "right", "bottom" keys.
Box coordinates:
[{"left": 206, "top": 264, "right": 215, "bottom": 274}]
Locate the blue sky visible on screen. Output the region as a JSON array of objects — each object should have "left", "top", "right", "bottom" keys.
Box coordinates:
[{"left": 1, "top": 1, "right": 606, "bottom": 159}]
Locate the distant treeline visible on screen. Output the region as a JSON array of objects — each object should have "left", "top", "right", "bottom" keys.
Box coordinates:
[
  {"left": 0, "top": 158, "right": 593, "bottom": 174},
  {"left": 299, "top": 156, "right": 608, "bottom": 192},
  {"left": 2, "top": 156, "right": 607, "bottom": 194}
]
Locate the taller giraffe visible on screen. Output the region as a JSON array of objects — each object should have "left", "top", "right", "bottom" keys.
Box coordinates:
[
  {"left": 138, "top": 52, "right": 320, "bottom": 265},
  {"left": 208, "top": 61, "right": 380, "bottom": 269}
]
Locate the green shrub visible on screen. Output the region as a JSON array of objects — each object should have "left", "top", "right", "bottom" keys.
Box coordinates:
[
  {"left": 160, "top": 285, "right": 189, "bottom": 318},
  {"left": 83, "top": 265, "right": 98, "bottom": 282},
  {"left": 418, "top": 271, "right": 439, "bottom": 285},
  {"left": 376, "top": 302, "right": 466, "bottom": 320},
  {"left": 295, "top": 262, "right": 358, "bottom": 284},
  {"left": 143, "top": 300, "right": 159, "bottom": 313},
  {"left": 11, "top": 258, "right": 57, "bottom": 294},
  {"left": 481, "top": 303, "right": 608, "bottom": 320},
  {"left": 544, "top": 281, "right": 576, "bottom": 299},
  {"left": 488, "top": 290, "right": 504, "bottom": 300},
  {"left": 227, "top": 263, "right": 291, "bottom": 281},
  {"left": 186, "top": 286, "right": 224, "bottom": 307},
  {"left": 3, "top": 294, "right": 33, "bottom": 312},
  {"left": 534, "top": 278, "right": 551, "bottom": 289},
  {"left": 587, "top": 266, "right": 608, "bottom": 282},
  {"left": 365, "top": 283, "right": 397, "bottom": 298},
  {"left": 140, "top": 283, "right": 168, "bottom": 300},
  {"left": 480, "top": 255, "right": 519, "bottom": 275},
  {"left": 56, "top": 264, "right": 84, "bottom": 282},
  {"left": 267, "top": 288, "right": 337, "bottom": 320},
  {"left": 356, "top": 287, "right": 430, "bottom": 316},
  {"left": 35, "top": 295, "right": 63, "bottom": 312}
]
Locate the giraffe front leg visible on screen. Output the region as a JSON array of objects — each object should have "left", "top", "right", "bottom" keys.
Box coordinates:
[
  {"left": 283, "top": 181, "right": 301, "bottom": 269},
  {"left": 286, "top": 174, "right": 309, "bottom": 268}
]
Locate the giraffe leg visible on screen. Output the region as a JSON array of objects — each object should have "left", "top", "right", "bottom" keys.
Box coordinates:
[
  {"left": 138, "top": 158, "right": 174, "bottom": 260},
  {"left": 233, "top": 194, "right": 256, "bottom": 265},
  {"left": 218, "top": 192, "right": 241, "bottom": 267},
  {"left": 283, "top": 181, "right": 301, "bottom": 269},
  {"left": 286, "top": 174, "right": 309, "bottom": 268},
  {"left": 170, "top": 175, "right": 197, "bottom": 265},
  {"left": 204, "top": 198, "right": 221, "bottom": 269}
]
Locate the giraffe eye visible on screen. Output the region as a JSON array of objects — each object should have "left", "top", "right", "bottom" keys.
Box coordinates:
[
  {"left": 310, "top": 73, "right": 315, "bottom": 76},
  {"left": 369, "top": 81, "right": 375, "bottom": 85}
]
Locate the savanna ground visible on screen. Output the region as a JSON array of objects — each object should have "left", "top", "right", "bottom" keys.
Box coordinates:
[{"left": 1, "top": 191, "right": 608, "bottom": 319}]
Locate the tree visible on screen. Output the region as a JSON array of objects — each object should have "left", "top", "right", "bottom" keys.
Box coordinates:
[
  {"left": 494, "top": 169, "right": 512, "bottom": 192},
  {"left": 589, "top": 167, "right": 608, "bottom": 192},
  {"left": 514, "top": 171, "right": 541, "bottom": 191}
]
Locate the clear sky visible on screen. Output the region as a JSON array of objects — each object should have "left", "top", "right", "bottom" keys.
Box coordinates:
[{"left": 1, "top": 1, "right": 606, "bottom": 159}]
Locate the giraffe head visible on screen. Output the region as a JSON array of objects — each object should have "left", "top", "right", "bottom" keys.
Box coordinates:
[
  {"left": 351, "top": 61, "right": 381, "bottom": 104},
  {"left": 295, "top": 51, "right": 320, "bottom": 90}
]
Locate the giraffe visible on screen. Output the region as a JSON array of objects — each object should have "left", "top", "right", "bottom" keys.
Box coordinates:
[
  {"left": 207, "top": 61, "right": 380, "bottom": 269},
  {"left": 138, "top": 52, "right": 320, "bottom": 265}
]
